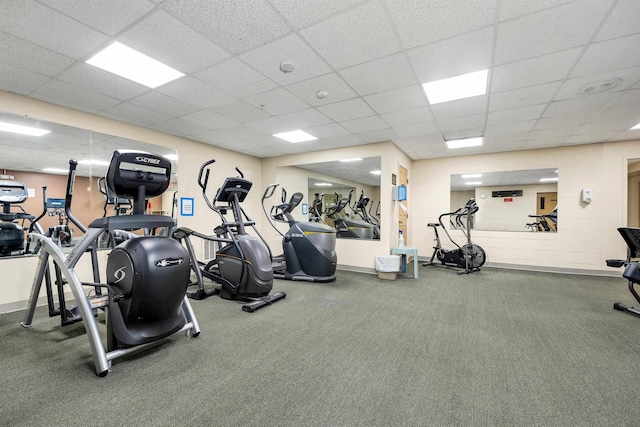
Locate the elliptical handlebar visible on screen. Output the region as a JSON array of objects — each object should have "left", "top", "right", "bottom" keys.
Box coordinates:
[
  {"left": 65, "top": 159, "right": 87, "bottom": 234},
  {"left": 197, "top": 159, "right": 217, "bottom": 211}
]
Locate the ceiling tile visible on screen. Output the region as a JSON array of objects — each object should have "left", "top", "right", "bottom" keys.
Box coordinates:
[
  {"left": 306, "top": 123, "right": 350, "bottom": 138},
  {"left": 363, "top": 86, "right": 427, "bottom": 115},
  {"left": 408, "top": 27, "right": 494, "bottom": 83},
  {"left": 208, "top": 100, "right": 272, "bottom": 123},
  {"left": 438, "top": 113, "right": 486, "bottom": 132},
  {"left": 339, "top": 53, "right": 415, "bottom": 96},
  {"left": 129, "top": 91, "right": 200, "bottom": 117},
  {"left": 320, "top": 134, "right": 364, "bottom": 149},
  {"left": 534, "top": 113, "right": 593, "bottom": 130},
  {"left": 542, "top": 91, "right": 620, "bottom": 117},
  {"left": 179, "top": 109, "right": 238, "bottom": 130},
  {"left": 31, "top": 80, "right": 121, "bottom": 111},
  {"left": 162, "top": 0, "right": 292, "bottom": 54},
  {"left": 195, "top": 58, "right": 278, "bottom": 98},
  {"left": 0, "top": 62, "right": 50, "bottom": 95},
  {"left": 499, "top": 0, "right": 574, "bottom": 21},
  {"left": 485, "top": 120, "right": 537, "bottom": 136},
  {"left": 245, "top": 116, "right": 296, "bottom": 134},
  {"left": 340, "top": 116, "right": 388, "bottom": 133},
  {"left": 357, "top": 128, "right": 399, "bottom": 143},
  {"left": 149, "top": 117, "right": 210, "bottom": 137},
  {"left": 39, "top": 0, "right": 156, "bottom": 36},
  {"left": 157, "top": 76, "right": 237, "bottom": 109},
  {"left": 393, "top": 122, "right": 441, "bottom": 138},
  {"left": 268, "top": 0, "right": 367, "bottom": 29},
  {"left": 287, "top": 73, "right": 358, "bottom": 106},
  {"left": 387, "top": 0, "right": 496, "bottom": 49},
  {"left": 610, "top": 88, "right": 640, "bottom": 107},
  {"left": 571, "top": 33, "right": 640, "bottom": 77},
  {"left": 102, "top": 102, "right": 172, "bottom": 126},
  {"left": 528, "top": 126, "right": 579, "bottom": 139},
  {"left": 317, "top": 98, "right": 375, "bottom": 121},
  {"left": 57, "top": 63, "right": 149, "bottom": 101},
  {"left": 491, "top": 48, "right": 582, "bottom": 92},
  {"left": 300, "top": 1, "right": 400, "bottom": 69},
  {"left": 564, "top": 131, "right": 619, "bottom": 144},
  {"left": 594, "top": 0, "right": 640, "bottom": 42},
  {"left": 487, "top": 104, "right": 546, "bottom": 126},
  {"left": 119, "top": 10, "right": 231, "bottom": 74},
  {"left": 239, "top": 33, "right": 331, "bottom": 85},
  {"left": 243, "top": 87, "right": 310, "bottom": 115},
  {"left": 489, "top": 82, "right": 562, "bottom": 111},
  {"left": 0, "top": 0, "right": 108, "bottom": 58},
  {"left": 279, "top": 108, "right": 333, "bottom": 128},
  {"left": 430, "top": 95, "right": 488, "bottom": 121},
  {"left": 380, "top": 107, "right": 434, "bottom": 127},
  {"left": 495, "top": 0, "right": 612, "bottom": 64},
  {"left": 211, "top": 125, "right": 266, "bottom": 142},
  {"left": 554, "top": 67, "right": 640, "bottom": 101},
  {"left": 0, "top": 32, "right": 75, "bottom": 77}
]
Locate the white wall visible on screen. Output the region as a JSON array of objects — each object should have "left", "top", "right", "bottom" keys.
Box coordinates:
[{"left": 412, "top": 141, "right": 638, "bottom": 274}]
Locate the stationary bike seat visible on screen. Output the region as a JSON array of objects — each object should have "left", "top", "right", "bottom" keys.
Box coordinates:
[{"left": 427, "top": 223, "right": 440, "bottom": 227}]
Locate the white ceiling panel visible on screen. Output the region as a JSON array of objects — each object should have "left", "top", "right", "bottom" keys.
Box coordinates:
[
  {"left": 0, "top": 62, "right": 50, "bottom": 95},
  {"left": 407, "top": 27, "right": 494, "bottom": 83},
  {"left": 554, "top": 67, "right": 640, "bottom": 101},
  {"left": 380, "top": 107, "right": 434, "bottom": 127},
  {"left": 286, "top": 73, "right": 357, "bottom": 106},
  {"left": 363, "top": 85, "right": 427, "bottom": 115},
  {"left": 0, "top": 32, "right": 75, "bottom": 77},
  {"left": 268, "top": 0, "right": 368, "bottom": 29},
  {"left": 357, "top": 128, "right": 399, "bottom": 142},
  {"left": 119, "top": 10, "right": 231, "bottom": 74},
  {"left": 534, "top": 113, "right": 594, "bottom": 130},
  {"left": 542, "top": 91, "right": 621, "bottom": 117},
  {"left": 128, "top": 91, "right": 200, "bottom": 117},
  {"left": 300, "top": 1, "right": 400, "bottom": 70},
  {"left": 485, "top": 120, "right": 537, "bottom": 137},
  {"left": 102, "top": 102, "right": 171, "bottom": 126},
  {"left": 208, "top": 100, "right": 272, "bottom": 123},
  {"left": 149, "top": 118, "right": 210, "bottom": 137},
  {"left": 594, "top": 0, "right": 640, "bottom": 42},
  {"left": 340, "top": 116, "right": 389, "bottom": 133},
  {"left": 243, "top": 87, "right": 310, "bottom": 115},
  {"left": 339, "top": 53, "right": 415, "bottom": 96},
  {"left": 306, "top": 123, "right": 350, "bottom": 139},
  {"left": 317, "top": 98, "right": 375, "bottom": 121},
  {"left": 494, "top": 0, "right": 612, "bottom": 65},
  {"left": 571, "top": 33, "right": 640, "bottom": 78},
  {"left": 179, "top": 110, "right": 239, "bottom": 130},
  {"left": 39, "top": 0, "right": 156, "bottom": 36},
  {"left": 195, "top": 58, "right": 277, "bottom": 99},
  {"left": 245, "top": 116, "right": 296, "bottom": 134},
  {"left": 499, "top": 0, "right": 574, "bottom": 21},
  {"left": 0, "top": 0, "right": 108, "bottom": 59},
  {"left": 161, "top": 0, "right": 291, "bottom": 54},
  {"left": 387, "top": 0, "right": 496, "bottom": 49},
  {"left": 430, "top": 96, "right": 488, "bottom": 121},
  {"left": 487, "top": 104, "right": 546, "bottom": 126},
  {"left": 57, "top": 63, "right": 150, "bottom": 101},
  {"left": 156, "top": 76, "right": 237, "bottom": 109},
  {"left": 31, "top": 79, "right": 121, "bottom": 112},
  {"left": 489, "top": 82, "right": 562, "bottom": 112},
  {"left": 278, "top": 108, "right": 333, "bottom": 128},
  {"left": 393, "top": 122, "right": 441, "bottom": 138},
  {"left": 239, "top": 33, "right": 332, "bottom": 85}
]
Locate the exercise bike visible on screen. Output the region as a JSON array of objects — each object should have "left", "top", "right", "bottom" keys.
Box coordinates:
[
  {"left": 22, "top": 151, "right": 200, "bottom": 376},
  {"left": 262, "top": 183, "right": 337, "bottom": 282},
  {"left": 606, "top": 227, "right": 640, "bottom": 317},
  {"left": 0, "top": 180, "right": 38, "bottom": 256},
  {"left": 422, "top": 198, "right": 486, "bottom": 274},
  {"left": 173, "top": 159, "right": 285, "bottom": 312}
]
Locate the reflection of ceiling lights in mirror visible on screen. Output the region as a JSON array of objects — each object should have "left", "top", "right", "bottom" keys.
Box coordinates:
[
  {"left": 315, "top": 183, "right": 333, "bottom": 186},
  {"left": 465, "top": 181, "right": 482, "bottom": 185},
  {"left": 370, "top": 170, "right": 381, "bottom": 175},
  {"left": 42, "top": 168, "right": 68, "bottom": 174},
  {"left": 86, "top": 42, "right": 184, "bottom": 88},
  {"left": 422, "top": 69, "right": 488, "bottom": 104},
  {"left": 0, "top": 122, "right": 50, "bottom": 136},
  {"left": 540, "top": 177, "right": 558, "bottom": 182},
  {"left": 273, "top": 130, "right": 317, "bottom": 143},
  {"left": 78, "top": 159, "right": 110, "bottom": 166},
  {"left": 462, "top": 173, "right": 482, "bottom": 178},
  {"left": 446, "top": 137, "right": 483, "bottom": 149},
  {"left": 340, "top": 158, "right": 363, "bottom": 162}
]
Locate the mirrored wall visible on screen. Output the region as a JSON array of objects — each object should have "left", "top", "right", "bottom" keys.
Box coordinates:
[
  {"left": 0, "top": 111, "right": 177, "bottom": 258},
  {"left": 450, "top": 168, "right": 558, "bottom": 232}
]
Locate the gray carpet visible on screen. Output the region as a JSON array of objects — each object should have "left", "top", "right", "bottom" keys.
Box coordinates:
[{"left": 2, "top": 265, "right": 640, "bottom": 426}]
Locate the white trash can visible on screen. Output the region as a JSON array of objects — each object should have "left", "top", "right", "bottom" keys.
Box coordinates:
[{"left": 375, "top": 255, "right": 400, "bottom": 280}]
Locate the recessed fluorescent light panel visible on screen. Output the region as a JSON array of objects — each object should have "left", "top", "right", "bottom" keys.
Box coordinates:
[
  {"left": 273, "top": 130, "right": 317, "bottom": 143},
  {"left": 340, "top": 158, "right": 363, "bottom": 162},
  {"left": 370, "top": 170, "right": 381, "bottom": 175},
  {"left": 540, "top": 177, "right": 558, "bottom": 182},
  {"left": 78, "top": 159, "right": 110, "bottom": 166},
  {"left": 0, "top": 122, "right": 50, "bottom": 136},
  {"left": 315, "top": 182, "right": 332, "bottom": 186},
  {"left": 461, "top": 173, "right": 482, "bottom": 178},
  {"left": 631, "top": 123, "right": 640, "bottom": 130},
  {"left": 422, "top": 69, "right": 488, "bottom": 104},
  {"left": 86, "top": 42, "right": 184, "bottom": 88},
  {"left": 446, "top": 137, "right": 483, "bottom": 149},
  {"left": 43, "top": 168, "right": 68, "bottom": 174}
]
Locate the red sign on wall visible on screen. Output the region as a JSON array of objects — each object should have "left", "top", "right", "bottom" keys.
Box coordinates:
[{"left": 504, "top": 198, "right": 513, "bottom": 202}]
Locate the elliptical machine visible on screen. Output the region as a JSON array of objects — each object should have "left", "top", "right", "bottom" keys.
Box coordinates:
[
  {"left": 31, "top": 189, "right": 73, "bottom": 247},
  {"left": 173, "top": 159, "right": 285, "bottom": 312},
  {"left": 262, "top": 183, "right": 337, "bottom": 282},
  {"left": 606, "top": 227, "right": 640, "bottom": 317},
  {"left": 0, "top": 180, "right": 36, "bottom": 256},
  {"left": 422, "top": 199, "right": 486, "bottom": 274},
  {"left": 351, "top": 190, "right": 380, "bottom": 239},
  {"left": 325, "top": 191, "right": 375, "bottom": 239},
  {"left": 22, "top": 150, "right": 200, "bottom": 376}
]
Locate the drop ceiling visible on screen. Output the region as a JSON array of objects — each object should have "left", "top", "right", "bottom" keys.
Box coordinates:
[{"left": 1, "top": 0, "right": 640, "bottom": 176}]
